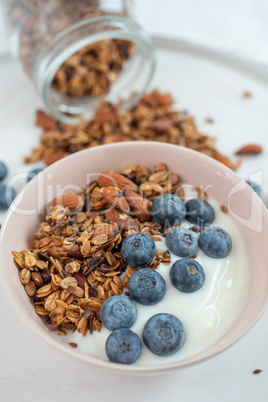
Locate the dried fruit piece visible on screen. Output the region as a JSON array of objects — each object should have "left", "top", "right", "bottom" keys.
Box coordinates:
[{"left": 31, "top": 272, "right": 44, "bottom": 288}]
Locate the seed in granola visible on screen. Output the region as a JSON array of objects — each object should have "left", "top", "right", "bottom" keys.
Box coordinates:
[{"left": 69, "top": 342, "right": 78, "bottom": 348}]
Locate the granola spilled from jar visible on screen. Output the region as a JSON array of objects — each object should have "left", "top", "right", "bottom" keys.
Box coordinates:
[
  {"left": 25, "top": 90, "right": 236, "bottom": 169},
  {"left": 12, "top": 163, "right": 189, "bottom": 336}
]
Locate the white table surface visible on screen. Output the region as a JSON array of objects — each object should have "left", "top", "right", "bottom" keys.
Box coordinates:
[{"left": 0, "top": 1, "right": 268, "bottom": 401}]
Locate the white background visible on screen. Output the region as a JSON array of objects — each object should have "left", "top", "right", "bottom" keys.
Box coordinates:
[{"left": 0, "top": 1, "right": 267, "bottom": 401}]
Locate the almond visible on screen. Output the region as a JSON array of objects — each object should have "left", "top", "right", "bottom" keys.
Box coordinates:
[
  {"left": 47, "top": 193, "right": 84, "bottom": 210},
  {"left": 235, "top": 144, "right": 262, "bottom": 155},
  {"left": 97, "top": 171, "right": 137, "bottom": 190},
  {"left": 44, "top": 151, "right": 67, "bottom": 166},
  {"left": 105, "top": 208, "right": 139, "bottom": 232},
  {"left": 214, "top": 151, "right": 236, "bottom": 170},
  {"left": 91, "top": 224, "right": 119, "bottom": 239},
  {"left": 124, "top": 189, "right": 151, "bottom": 221},
  {"left": 101, "top": 187, "right": 130, "bottom": 213},
  {"left": 36, "top": 110, "right": 56, "bottom": 129}
]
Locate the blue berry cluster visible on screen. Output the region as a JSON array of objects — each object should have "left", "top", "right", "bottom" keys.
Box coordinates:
[
  {"left": 100, "top": 194, "right": 233, "bottom": 365},
  {"left": 0, "top": 161, "right": 45, "bottom": 233},
  {"left": 0, "top": 162, "right": 44, "bottom": 215},
  {"left": 0, "top": 161, "right": 16, "bottom": 212}
]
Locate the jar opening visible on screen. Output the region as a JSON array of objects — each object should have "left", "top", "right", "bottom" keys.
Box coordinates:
[{"left": 34, "top": 16, "right": 155, "bottom": 124}]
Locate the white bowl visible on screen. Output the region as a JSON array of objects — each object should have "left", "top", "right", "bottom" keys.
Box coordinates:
[{"left": 1, "top": 141, "right": 268, "bottom": 373}]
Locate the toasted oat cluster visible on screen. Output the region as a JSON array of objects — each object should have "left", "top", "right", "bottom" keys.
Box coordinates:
[
  {"left": 25, "top": 90, "right": 236, "bottom": 169},
  {"left": 12, "top": 163, "right": 189, "bottom": 336}
]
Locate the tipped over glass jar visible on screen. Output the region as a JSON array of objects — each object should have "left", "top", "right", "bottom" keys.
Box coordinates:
[{"left": 2, "top": 0, "right": 155, "bottom": 123}]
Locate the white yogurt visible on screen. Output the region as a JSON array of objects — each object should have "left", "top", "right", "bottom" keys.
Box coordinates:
[{"left": 61, "top": 198, "right": 250, "bottom": 365}]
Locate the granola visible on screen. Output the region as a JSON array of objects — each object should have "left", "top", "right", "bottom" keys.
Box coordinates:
[
  {"left": 51, "top": 40, "right": 134, "bottom": 98},
  {"left": 25, "top": 90, "right": 236, "bottom": 169},
  {"left": 3, "top": 0, "right": 134, "bottom": 98},
  {"left": 13, "top": 162, "right": 190, "bottom": 336}
]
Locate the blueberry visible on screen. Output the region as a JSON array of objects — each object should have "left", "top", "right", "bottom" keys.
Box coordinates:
[
  {"left": 105, "top": 329, "right": 142, "bottom": 365},
  {"left": 121, "top": 233, "right": 156, "bottom": 268},
  {"left": 143, "top": 313, "right": 185, "bottom": 356},
  {"left": 165, "top": 227, "right": 197, "bottom": 257},
  {"left": 128, "top": 268, "right": 166, "bottom": 305},
  {"left": 100, "top": 295, "right": 136, "bottom": 331},
  {"left": 0, "top": 162, "right": 8, "bottom": 181},
  {"left": 27, "top": 168, "right": 44, "bottom": 183},
  {"left": 198, "top": 226, "right": 232, "bottom": 258},
  {"left": 0, "top": 184, "right": 16, "bottom": 210},
  {"left": 185, "top": 198, "right": 215, "bottom": 226},
  {"left": 151, "top": 194, "right": 186, "bottom": 227},
  {"left": 245, "top": 180, "right": 262, "bottom": 199},
  {"left": 170, "top": 258, "right": 205, "bottom": 293}
]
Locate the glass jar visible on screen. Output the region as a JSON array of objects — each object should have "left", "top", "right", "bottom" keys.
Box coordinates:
[{"left": 2, "top": 0, "right": 155, "bottom": 123}]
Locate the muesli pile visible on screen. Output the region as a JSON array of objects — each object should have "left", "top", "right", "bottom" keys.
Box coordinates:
[
  {"left": 25, "top": 90, "right": 236, "bottom": 169},
  {"left": 12, "top": 162, "right": 184, "bottom": 336},
  {"left": 51, "top": 40, "right": 134, "bottom": 98}
]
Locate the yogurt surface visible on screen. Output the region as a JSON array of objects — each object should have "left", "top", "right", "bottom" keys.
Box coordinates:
[{"left": 60, "top": 199, "right": 250, "bottom": 366}]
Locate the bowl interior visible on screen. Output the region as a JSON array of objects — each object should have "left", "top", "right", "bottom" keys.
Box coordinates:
[{"left": 1, "top": 141, "right": 268, "bottom": 373}]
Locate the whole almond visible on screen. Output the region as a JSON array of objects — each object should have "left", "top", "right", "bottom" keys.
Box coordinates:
[
  {"left": 97, "top": 171, "right": 137, "bottom": 190},
  {"left": 47, "top": 193, "right": 84, "bottom": 210},
  {"left": 36, "top": 110, "right": 56, "bottom": 129},
  {"left": 124, "top": 189, "right": 151, "bottom": 221},
  {"left": 235, "top": 144, "right": 262, "bottom": 155},
  {"left": 105, "top": 208, "right": 139, "bottom": 232},
  {"left": 101, "top": 187, "right": 130, "bottom": 213},
  {"left": 44, "top": 151, "right": 67, "bottom": 166},
  {"left": 214, "top": 151, "right": 235, "bottom": 170}
]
